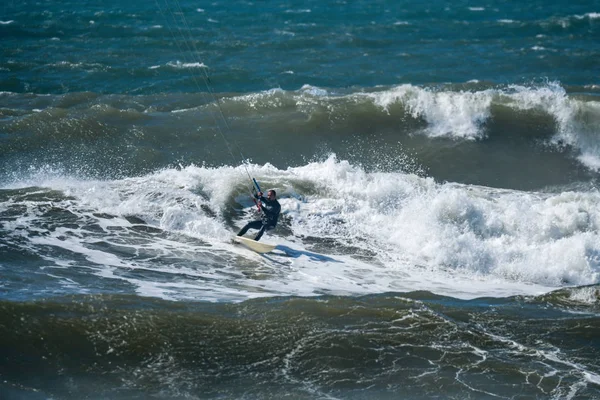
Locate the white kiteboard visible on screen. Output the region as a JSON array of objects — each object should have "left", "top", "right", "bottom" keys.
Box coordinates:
[{"left": 234, "top": 236, "right": 277, "bottom": 254}]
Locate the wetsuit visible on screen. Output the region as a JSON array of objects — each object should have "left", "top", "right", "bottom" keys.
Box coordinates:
[{"left": 237, "top": 194, "right": 281, "bottom": 241}]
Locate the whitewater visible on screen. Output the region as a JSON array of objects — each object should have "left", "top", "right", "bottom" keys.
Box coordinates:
[{"left": 3, "top": 155, "right": 598, "bottom": 303}]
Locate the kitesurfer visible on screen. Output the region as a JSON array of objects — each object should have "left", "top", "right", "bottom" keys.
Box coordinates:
[{"left": 237, "top": 189, "right": 281, "bottom": 241}]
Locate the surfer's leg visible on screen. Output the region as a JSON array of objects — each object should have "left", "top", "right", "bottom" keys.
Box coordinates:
[
  {"left": 254, "top": 225, "right": 267, "bottom": 241},
  {"left": 254, "top": 225, "right": 274, "bottom": 241},
  {"left": 237, "top": 220, "right": 262, "bottom": 236}
]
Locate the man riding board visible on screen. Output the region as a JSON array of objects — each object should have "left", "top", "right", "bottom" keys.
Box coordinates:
[{"left": 237, "top": 189, "right": 281, "bottom": 241}]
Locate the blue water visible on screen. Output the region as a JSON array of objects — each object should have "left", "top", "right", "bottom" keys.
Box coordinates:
[
  {"left": 1, "top": 1, "right": 600, "bottom": 399},
  {"left": 2, "top": 0, "right": 600, "bottom": 94}
]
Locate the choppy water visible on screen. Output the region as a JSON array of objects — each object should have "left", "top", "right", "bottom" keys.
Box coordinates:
[
  {"left": 1, "top": 292, "right": 600, "bottom": 399},
  {"left": 1, "top": 0, "right": 600, "bottom": 398}
]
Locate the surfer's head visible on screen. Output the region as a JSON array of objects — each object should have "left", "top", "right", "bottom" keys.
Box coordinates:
[{"left": 267, "top": 190, "right": 276, "bottom": 199}]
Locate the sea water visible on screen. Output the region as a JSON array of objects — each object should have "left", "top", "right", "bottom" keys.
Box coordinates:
[{"left": 1, "top": 0, "right": 599, "bottom": 398}]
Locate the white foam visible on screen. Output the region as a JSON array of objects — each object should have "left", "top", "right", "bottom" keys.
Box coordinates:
[
  {"left": 166, "top": 61, "right": 207, "bottom": 69},
  {"left": 49, "top": 61, "right": 106, "bottom": 71},
  {"left": 300, "top": 84, "right": 328, "bottom": 97},
  {"left": 364, "top": 84, "right": 493, "bottom": 139},
  {"left": 5, "top": 158, "right": 598, "bottom": 302},
  {"left": 575, "top": 12, "right": 600, "bottom": 19},
  {"left": 275, "top": 29, "right": 295, "bottom": 36},
  {"left": 568, "top": 286, "right": 600, "bottom": 304},
  {"left": 578, "top": 153, "right": 600, "bottom": 171},
  {"left": 285, "top": 9, "right": 311, "bottom": 14},
  {"left": 505, "top": 82, "right": 600, "bottom": 172},
  {"left": 287, "top": 157, "right": 599, "bottom": 288}
]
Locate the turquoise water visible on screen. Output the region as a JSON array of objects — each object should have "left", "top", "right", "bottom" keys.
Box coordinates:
[
  {"left": 3, "top": 0, "right": 600, "bottom": 93},
  {"left": 1, "top": 1, "right": 600, "bottom": 398}
]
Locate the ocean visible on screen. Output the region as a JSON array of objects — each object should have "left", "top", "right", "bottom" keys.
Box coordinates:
[{"left": 1, "top": 0, "right": 600, "bottom": 398}]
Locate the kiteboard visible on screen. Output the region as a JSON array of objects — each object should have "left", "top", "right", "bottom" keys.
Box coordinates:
[{"left": 234, "top": 236, "right": 277, "bottom": 254}]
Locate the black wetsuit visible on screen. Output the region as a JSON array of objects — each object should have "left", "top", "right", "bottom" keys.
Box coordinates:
[{"left": 237, "top": 194, "right": 281, "bottom": 241}]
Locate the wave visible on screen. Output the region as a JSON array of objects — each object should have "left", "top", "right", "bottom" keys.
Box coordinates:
[
  {"left": 196, "top": 82, "right": 599, "bottom": 170},
  {"left": 462, "top": 10, "right": 600, "bottom": 31},
  {"left": 579, "top": 12, "right": 600, "bottom": 19},
  {"left": 541, "top": 284, "right": 600, "bottom": 309},
  {"left": 162, "top": 61, "right": 208, "bottom": 70},
  {"left": 1, "top": 157, "right": 598, "bottom": 302},
  {"left": 1, "top": 82, "right": 600, "bottom": 180},
  {"left": 48, "top": 61, "right": 108, "bottom": 71}
]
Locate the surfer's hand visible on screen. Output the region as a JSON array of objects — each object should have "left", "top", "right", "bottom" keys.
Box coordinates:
[{"left": 257, "top": 191, "right": 263, "bottom": 197}]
